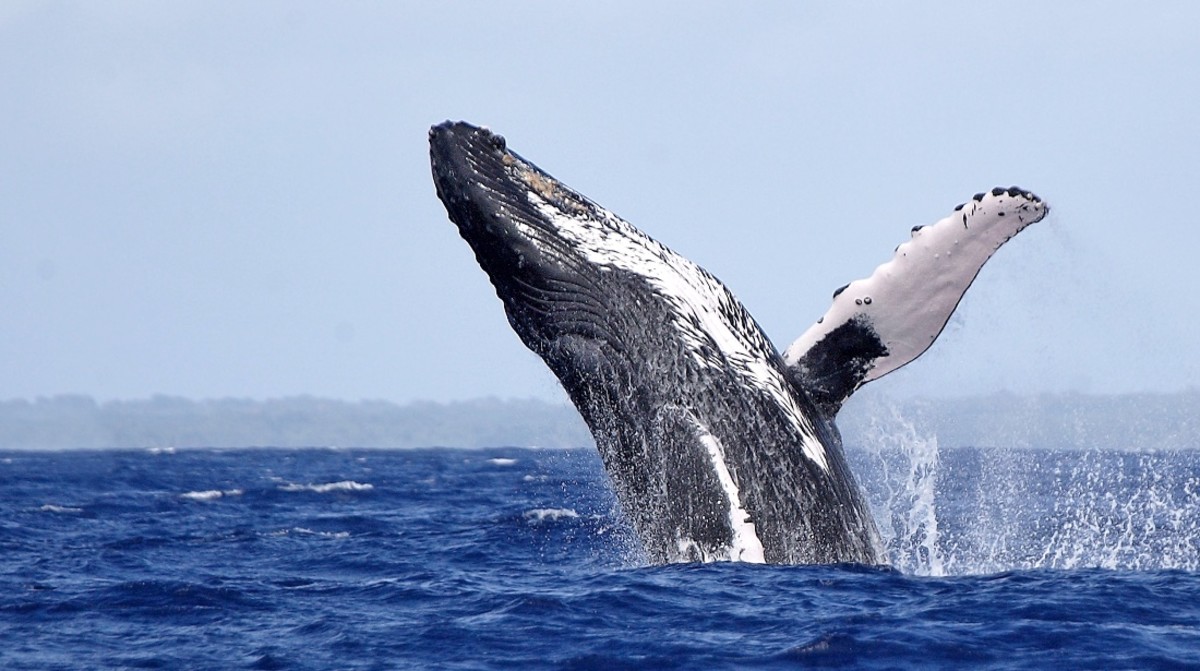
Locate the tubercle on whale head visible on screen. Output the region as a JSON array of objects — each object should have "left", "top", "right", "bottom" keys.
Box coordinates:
[
  {"left": 430, "top": 121, "right": 591, "bottom": 218},
  {"left": 429, "top": 122, "right": 538, "bottom": 285},
  {"left": 429, "top": 122, "right": 591, "bottom": 345},
  {"left": 428, "top": 122, "right": 507, "bottom": 211}
]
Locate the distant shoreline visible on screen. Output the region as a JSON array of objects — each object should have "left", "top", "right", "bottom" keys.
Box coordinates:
[
  {"left": 2, "top": 391, "right": 1199, "bottom": 451},
  {"left": 0, "top": 396, "right": 591, "bottom": 451}
]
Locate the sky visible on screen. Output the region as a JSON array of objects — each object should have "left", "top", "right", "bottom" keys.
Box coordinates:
[{"left": 2, "top": 2, "right": 1199, "bottom": 404}]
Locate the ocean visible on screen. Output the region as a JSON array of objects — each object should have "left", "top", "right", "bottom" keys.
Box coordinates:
[{"left": 3, "top": 439, "right": 1199, "bottom": 670}]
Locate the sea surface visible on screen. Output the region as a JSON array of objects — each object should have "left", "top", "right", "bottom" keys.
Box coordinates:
[{"left": 3, "top": 438, "right": 1200, "bottom": 669}]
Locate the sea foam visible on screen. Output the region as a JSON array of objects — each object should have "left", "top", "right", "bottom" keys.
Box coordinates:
[
  {"left": 39, "top": 504, "right": 84, "bottom": 514},
  {"left": 181, "top": 489, "right": 243, "bottom": 502},
  {"left": 279, "top": 481, "right": 374, "bottom": 494},
  {"left": 523, "top": 508, "right": 580, "bottom": 523}
]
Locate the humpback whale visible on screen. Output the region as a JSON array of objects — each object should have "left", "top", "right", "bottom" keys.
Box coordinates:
[{"left": 429, "top": 121, "right": 1047, "bottom": 565}]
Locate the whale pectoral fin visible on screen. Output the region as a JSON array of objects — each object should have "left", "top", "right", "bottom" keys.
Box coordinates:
[{"left": 783, "top": 187, "right": 1049, "bottom": 415}]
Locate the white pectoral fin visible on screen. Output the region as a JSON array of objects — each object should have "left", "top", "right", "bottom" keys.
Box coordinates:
[{"left": 783, "top": 187, "right": 1049, "bottom": 413}]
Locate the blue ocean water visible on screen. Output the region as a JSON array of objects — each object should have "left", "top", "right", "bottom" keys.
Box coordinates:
[{"left": 3, "top": 441, "right": 1199, "bottom": 670}]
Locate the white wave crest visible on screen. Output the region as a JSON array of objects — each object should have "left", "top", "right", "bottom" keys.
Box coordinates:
[
  {"left": 488, "top": 458, "right": 517, "bottom": 466},
  {"left": 266, "top": 527, "right": 351, "bottom": 539},
  {"left": 181, "top": 489, "right": 243, "bottom": 502},
  {"left": 523, "top": 508, "right": 580, "bottom": 523},
  {"left": 39, "top": 504, "right": 83, "bottom": 514},
  {"left": 181, "top": 490, "right": 223, "bottom": 502},
  {"left": 290, "top": 527, "right": 351, "bottom": 539},
  {"left": 279, "top": 480, "right": 374, "bottom": 494}
]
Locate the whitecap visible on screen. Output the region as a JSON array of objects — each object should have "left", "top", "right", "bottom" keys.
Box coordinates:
[
  {"left": 523, "top": 508, "right": 580, "bottom": 523},
  {"left": 39, "top": 504, "right": 83, "bottom": 514},
  {"left": 279, "top": 480, "right": 374, "bottom": 494},
  {"left": 181, "top": 490, "right": 224, "bottom": 502},
  {"left": 488, "top": 458, "right": 517, "bottom": 466},
  {"left": 147, "top": 447, "right": 177, "bottom": 455},
  {"left": 180, "top": 489, "right": 243, "bottom": 502},
  {"left": 288, "top": 527, "right": 351, "bottom": 539}
]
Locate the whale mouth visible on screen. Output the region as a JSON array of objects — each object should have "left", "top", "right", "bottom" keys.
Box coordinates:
[
  {"left": 430, "top": 122, "right": 578, "bottom": 291},
  {"left": 429, "top": 122, "right": 522, "bottom": 253},
  {"left": 430, "top": 121, "right": 619, "bottom": 353},
  {"left": 428, "top": 122, "right": 509, "bottom": 204}
]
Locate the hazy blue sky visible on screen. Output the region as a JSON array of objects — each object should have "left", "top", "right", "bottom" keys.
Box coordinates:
[{"left": 3, "top": 2, "right": 1198, "bottom": 403}]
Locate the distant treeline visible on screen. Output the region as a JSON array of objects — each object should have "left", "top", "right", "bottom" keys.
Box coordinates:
[
  {"left": 3, "top": 390, "right": 1199, "bottom": 451},
  {"left": 0, "top": 395, "right": 591, "bottom": 450}
]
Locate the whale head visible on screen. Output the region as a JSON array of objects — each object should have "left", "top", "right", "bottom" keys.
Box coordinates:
[{"left": 432, "top": 124, "right": 573, "bottom": 292}]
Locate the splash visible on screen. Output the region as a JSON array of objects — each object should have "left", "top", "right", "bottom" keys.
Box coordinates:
[
  {"left": 853, "top": 403, "right": 946, "bottom": 576},
  {"left": 849, "top": 398, "right": 1200, "bottom": 575},
  {"left": 1029, "top": 451, "right": 1200, "bottom": 571}
]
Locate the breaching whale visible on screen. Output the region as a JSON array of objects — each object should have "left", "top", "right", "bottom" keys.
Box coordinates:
[{"left": 429, "top": 121, "right": 1047, "bottom": 565}]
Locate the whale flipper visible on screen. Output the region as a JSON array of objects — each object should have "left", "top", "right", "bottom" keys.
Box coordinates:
[
  {"left": 782, "top": 189, "right": 1049, "bottom": 415},
  {"left": 430, "top": 121, "right": 880, "bottom": 565}
]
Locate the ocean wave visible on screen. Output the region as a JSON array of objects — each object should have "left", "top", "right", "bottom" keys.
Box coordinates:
[
  {"left": 488, "top": 457, "right": 518, "bottom": 466},
  {"left": 278, "top": 481, "right": 374, "bottom": 494},
  {"left": 523, "top": 508, "right": 580, "bottom": 523},
  {"left": 39, "top": 504, "right": 84, "bottom": 514},
  {"left": 180, "top": 489, "right": 244, "bottom": 502},
  {"left": 268, "top": 527, "right": 351, "bottom": 539}
]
